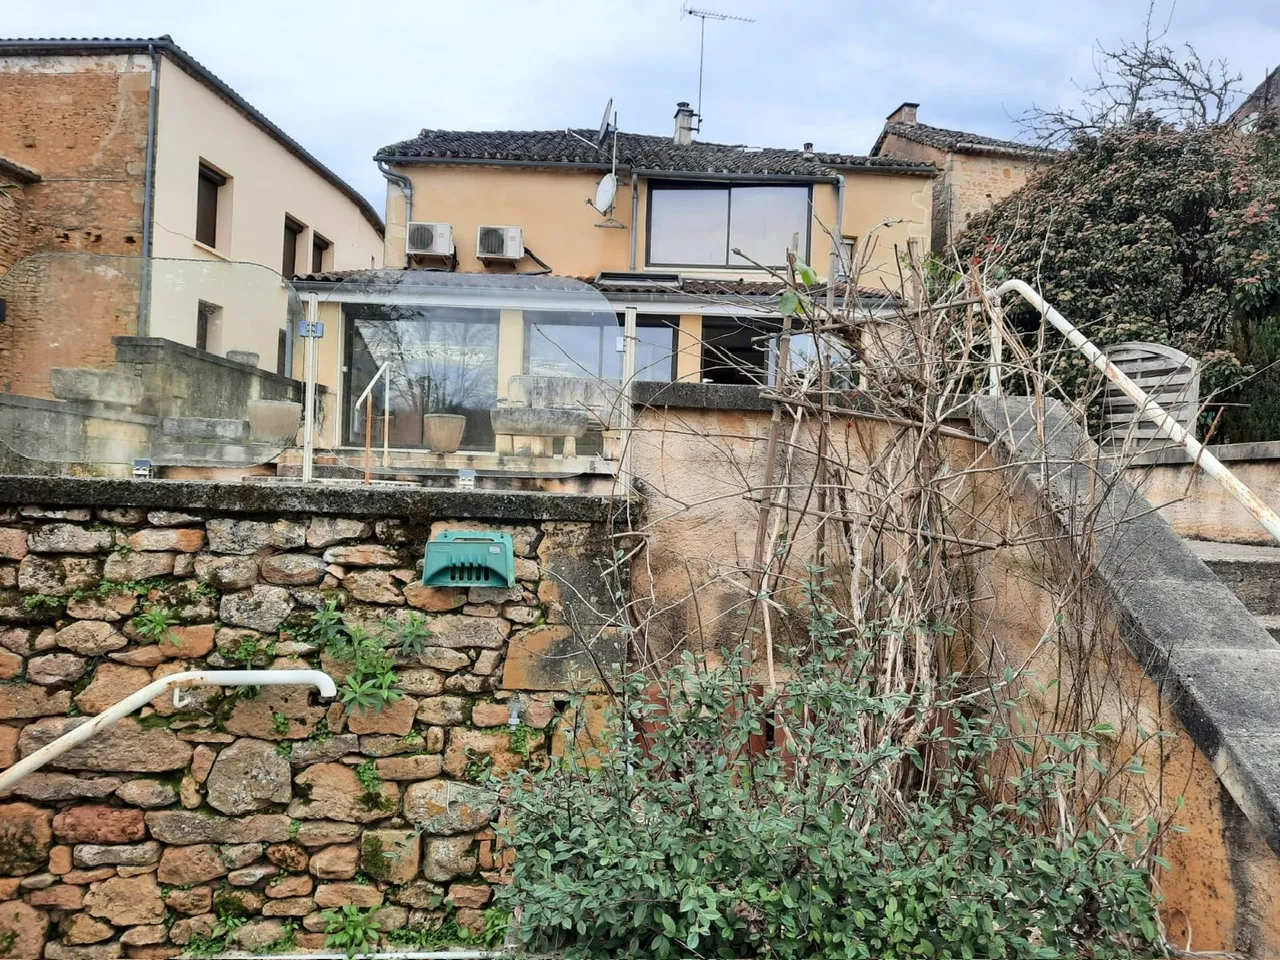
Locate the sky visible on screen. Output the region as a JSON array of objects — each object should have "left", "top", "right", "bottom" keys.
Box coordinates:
[{"left": 5, "top": 0, "right": 1279, "bottom": 212}]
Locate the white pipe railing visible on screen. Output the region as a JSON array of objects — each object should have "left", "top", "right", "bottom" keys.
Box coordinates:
[
  {"left": 354, "top": 360, "right": 392, "bottom": 481},
  {"left": 989, "top": 278, "right": 1280, "bottom": 546},
  {"left": 0, "top": 670, "right": 336, "bottom": 794}
]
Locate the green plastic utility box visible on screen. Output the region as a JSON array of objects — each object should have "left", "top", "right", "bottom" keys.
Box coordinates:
[{"left": 422, "top": 531, "right": 516, "bottom": 588}]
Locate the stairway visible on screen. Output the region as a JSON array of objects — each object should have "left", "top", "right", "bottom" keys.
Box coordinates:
[{"left": 1186, "top": 540, "right": 1280, "bottom": 641}]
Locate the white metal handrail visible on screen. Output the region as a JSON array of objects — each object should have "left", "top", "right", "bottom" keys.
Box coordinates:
[
  {"left": 988, "top": 278, "right": 1280, "bottom": 546},
  {"left": 0, "top": 669, "right": 336, "bottom": 793},
  {"left": 353, "top": 360, "right": 392, "bottom": 483}
]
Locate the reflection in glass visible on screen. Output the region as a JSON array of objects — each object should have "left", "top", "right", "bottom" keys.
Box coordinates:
[
  {"left": 344, "top": 304, "right": 498, "bottom": 450},
  {"left": 526, "top": 312, "right": 675, "bottom": 383},
  {"left": 728, "top": 186, "right": 811, "bottom": 268},
  {"left": 648, "top": 187, "right": 730, "bottom": 266}
]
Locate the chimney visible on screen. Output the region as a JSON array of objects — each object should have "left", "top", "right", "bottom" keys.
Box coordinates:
[
  {"left": 886, "top": 102, "right": 919, "bottom": 125},
  {"left": 802, "top": 141, "right": 814, "bottom": 156},
  {"left": 673, "top": 102, "right": 695, "bottom": 145}
]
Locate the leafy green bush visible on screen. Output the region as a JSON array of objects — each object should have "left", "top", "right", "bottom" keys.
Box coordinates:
[
  {"left": 959, "top": 120, "right": 1280, "bottom": 442},
  {"left": 498, "top": 587, "right": 1165, "bottom": 959}
]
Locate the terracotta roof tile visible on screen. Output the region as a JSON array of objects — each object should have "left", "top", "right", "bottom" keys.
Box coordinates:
[{"left": 375, "top": 129, "right": 935, "bottom": 178}]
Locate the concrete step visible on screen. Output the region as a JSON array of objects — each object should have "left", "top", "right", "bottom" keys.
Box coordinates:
[{"left": 1187, "top": 540, "right": 1280, "bottom": 617}]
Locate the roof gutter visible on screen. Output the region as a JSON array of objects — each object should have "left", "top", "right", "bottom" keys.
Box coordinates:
[
  {"left": 372, "top": 154, "right": 621, "bottom": 174},
  {"left": 137, "top": 42, "right": 160, "bottom": 338}
]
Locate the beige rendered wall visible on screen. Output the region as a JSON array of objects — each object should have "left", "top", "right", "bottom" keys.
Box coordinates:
[
  {"left": 627, "top": 402, "right": 1280, "bottom": 954},
  {"left": 1127, "top": 453, "right": 1280, "bottom": 545},
  {"left": 149, "top": 57, "right": 382, "bottom": 370},
  {"left": 384, "top": 163, "right": 930, "bottom": 290}
]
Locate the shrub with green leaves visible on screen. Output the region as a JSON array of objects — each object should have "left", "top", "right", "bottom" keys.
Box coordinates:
[
  {"left": 958, "top": 120, "right": 1280, "bottom": 442},
  {"left": 498, "top": 586, "right": 1166, "bottom": 959}
]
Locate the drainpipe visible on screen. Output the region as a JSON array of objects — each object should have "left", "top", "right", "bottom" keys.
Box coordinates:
[
  {"left": 629, "top": 174, "right": 640, "bottom": 271},
  {"left": 137, "top": 42, "right": 160, "bottom": 336},
  {"left": 378, "top": 161, "right": 413, "bottom": 268},
  {"left": 828, "top": 174, "right": 845, "bottom": 310}
]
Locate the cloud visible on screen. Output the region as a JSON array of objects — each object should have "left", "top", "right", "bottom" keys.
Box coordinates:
[{"left": 5, "top": 0, "right": 1276, "bottom": 209}]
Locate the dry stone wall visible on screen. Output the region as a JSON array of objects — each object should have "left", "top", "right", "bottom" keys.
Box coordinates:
[{"left": 0, "top": 494, "right": 618, "bottom": 958}]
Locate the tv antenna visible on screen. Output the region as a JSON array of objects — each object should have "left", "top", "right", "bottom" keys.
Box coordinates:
[
  {"left": 568, "top": 98, "right": 625, "bottom": 228},
  {"left": 681, "top": 4, "right": 755, "bottom": 133}
]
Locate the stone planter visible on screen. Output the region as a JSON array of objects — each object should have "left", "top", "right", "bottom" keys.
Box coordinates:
[
  {"left": 490, "top": 407, "right": 590, "bottom": 457},
  {"left": 423, "top": 413, "right": 467, "bottom": 453}
]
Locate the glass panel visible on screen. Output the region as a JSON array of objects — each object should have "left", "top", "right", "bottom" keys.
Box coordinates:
[
  {"left": 344, "top": 304, "right": 499, "bottom": 451},
  {"left": 526, "top": 315, "right": 608, "bottom": 380},
  {"left": 728, "top": 186, "right": 809, "bottom": 267},
  {"left": 781, "top": 333, "right": 857, "bottom": 391},
  {"left": 700, "top": 318, "right": 772, "bottom": 385},
  {"left": 600, "top": 322, "right": 676, "bottom": 382},
  {"left": 649, "top": 186, "right": 729, "bottom": 266}
]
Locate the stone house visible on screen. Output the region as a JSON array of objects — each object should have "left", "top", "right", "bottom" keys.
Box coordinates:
[
  {"left": 288, "top": 104, "right": 935, "bottom": 466},
  {"left": 1231, "top": 64, "right": 1280, "bottom": 131},
  {"left": 869, "top": 102, "right": 1052, "bottom": 251},
  {"left": 0, "top": 37, "right": 384, "bottom": 399}
]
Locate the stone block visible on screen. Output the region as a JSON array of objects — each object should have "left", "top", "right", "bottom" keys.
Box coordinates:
[
  {"left": 50, "top": 368, "right": 144, "bottom": 407},
  {"left": 161, "top": 417, "right": 250, "bottom": 442},
  {"left": 247, "top": 399, "right": 301, "bottom": 442}
]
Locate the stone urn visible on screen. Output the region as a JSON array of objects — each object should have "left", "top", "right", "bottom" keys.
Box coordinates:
[{"left": 423, "top": 413, "right": 466, "bottom": 453}]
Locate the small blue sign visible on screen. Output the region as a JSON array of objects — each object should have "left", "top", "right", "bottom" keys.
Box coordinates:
[{"left": 299, "top": 321, "right": 325, "bottom": 338}]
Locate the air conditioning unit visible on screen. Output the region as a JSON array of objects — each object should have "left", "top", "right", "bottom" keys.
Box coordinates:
[
  {"left": 476, "top": 225, "right": 524, "bottom": 262},
  {"left": 406, "top": 221, "right": 454, "bottom": 257}
]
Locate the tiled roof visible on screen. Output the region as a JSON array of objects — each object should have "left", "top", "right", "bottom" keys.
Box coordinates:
[
  {"left": 375, "top": 129, "right": 935, "bottom": 178},
  {"left": 1232, "top": 65, "right": 1280, "bottom": 125},
  {"left": 292, "top": 268, "right": 898, "bottom": 303},
  {"left": 871, "top": 121, "right": 1051, "bottom": 159},
  {"left": 0, "top": 37, "right": 383, "bottom": 234},
  {"left": 586, "top": 274, "right": 895, "bottom": 301},
  {"left": 0, "top": 156, "right": 40, "bottom": 185}
]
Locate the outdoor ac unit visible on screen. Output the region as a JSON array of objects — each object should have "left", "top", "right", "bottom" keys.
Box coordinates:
[
  {"left": 476, "top": 225, "right": 524, "bottom": 262},
  {"left": 406, "top": 221, "right": 454, "bottom": 257}
]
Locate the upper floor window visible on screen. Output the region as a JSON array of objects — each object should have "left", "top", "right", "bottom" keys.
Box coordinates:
[
  {"left": 282, "top": 215, "right": 305, "bottom": 278},
  {"left": 195, "top": 163, "right": 227, "bottom": 249},
  {"left": 647, "top": 182, "right": 811, "bottom": 269},
  {"left": 312, "top": 233, "right": 331, "bottom": 273}
]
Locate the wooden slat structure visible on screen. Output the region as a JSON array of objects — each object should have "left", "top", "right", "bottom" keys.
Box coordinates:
[{"left": 1101, "top": 341, "right": 1201, "bottom": 452}]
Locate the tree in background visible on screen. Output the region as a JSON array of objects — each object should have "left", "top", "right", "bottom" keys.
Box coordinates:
[
  {"left": 958, "top": 120, "right": 1280, "bottom": 442},
  {"left": 1017, "top": 0, "right": 1243, "bottom": 148}
]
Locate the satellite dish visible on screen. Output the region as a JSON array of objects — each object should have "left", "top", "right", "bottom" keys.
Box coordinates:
[
  {"left": 593, "top": 174, "right": 617, "bottom": 216},
  {"left": 596, "top": 98, "right": 614, "bottom": 148}
]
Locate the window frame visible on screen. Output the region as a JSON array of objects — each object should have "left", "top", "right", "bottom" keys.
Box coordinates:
[
  {"left": 522, "top": 312, "right": 678, "bottom": 383},
  {"left": 311, "top": 233, "right": 332, "bottom": 274},
  {"left": 195, "top": 162, "right": 227, "bottom": 250},
  {"left": 645, "top": 180, "right": 813, "bottom": 270},
  {"left": 282, "top": 215, "right": 305, "bottom": 279}
]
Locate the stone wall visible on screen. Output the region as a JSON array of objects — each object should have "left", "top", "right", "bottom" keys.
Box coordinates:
[
  {"left": 0, "top": 51, "right": 151, "bottom": 398},
  {"left": 0, "top": 182, "right": 24, "bottom": 275},
  {"left": 0, "top": 481, "right": 620, "bottom": 958}
]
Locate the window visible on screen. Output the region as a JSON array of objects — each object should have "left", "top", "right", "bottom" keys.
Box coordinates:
[
  {"left": 343, "top": 303, "right": 499, "bottom": 450},
  {"left": 839, "top": 236, "right": 858, "bottom": 278},
  {"left": 700, "top": 317, "right": 772, "bottom": 385},
  {"left": 277, "top": 329, "right": 287, "bottom": 377},
  {"left": 525, "top": 312, "right": 675, "bottom": 383},
  {"left": 648, "top": 182, "right": 811, "bottom": 268},
  {"left": 311, "top": 233, "right": 331, "bottom": 273},
  {"left": 195, "top": 163, "right": 226, "bottom": 248},
  {"left": 196, "top": 300, "right": 222, "bottom": 354},
  {"left": 282, "top": 215, "right": 305, "bottom": 278}
]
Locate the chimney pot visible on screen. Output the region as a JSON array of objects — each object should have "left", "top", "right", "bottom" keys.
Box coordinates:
[
  {"left": 673, "top": 101, "right": 696, "bottom": 146},
  {"left": 803, "top": 141, "right": 814, "bottom": 155}
]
